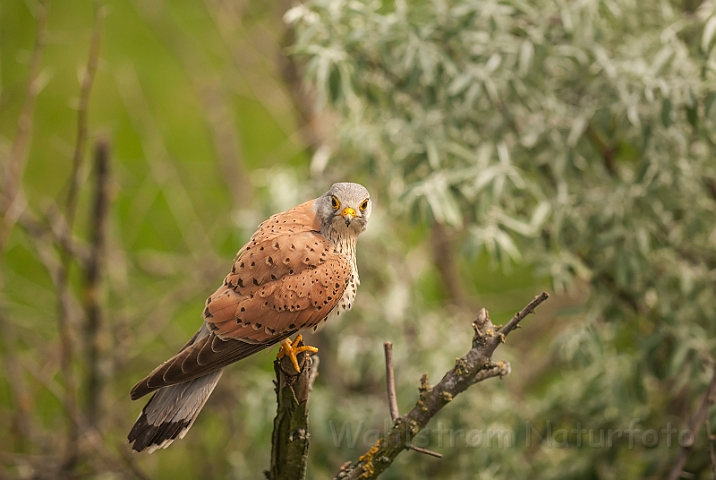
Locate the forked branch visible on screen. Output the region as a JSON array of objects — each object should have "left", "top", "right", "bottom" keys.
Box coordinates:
[{"left": 334, "top": 292, "right": 550, "bottom": 479}]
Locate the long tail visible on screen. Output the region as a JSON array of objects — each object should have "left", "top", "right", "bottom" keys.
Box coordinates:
[{"left": 127, "top": 369, "right": 223, "bottom": 453}]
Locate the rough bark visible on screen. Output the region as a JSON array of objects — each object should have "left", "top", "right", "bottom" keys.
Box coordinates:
[{"left": 266, "top": 346, "right": 320, "bottom": 480}]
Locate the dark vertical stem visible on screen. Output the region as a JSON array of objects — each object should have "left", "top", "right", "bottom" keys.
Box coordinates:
[
  {"left": 430, "top": 223, "right": 465, "bottom": 306},
  {"left": 84, "top": 139, "right": 110, "bottom": 426},
  {"left": 56, "top": 272, "right": 80, "bottom": 473}
]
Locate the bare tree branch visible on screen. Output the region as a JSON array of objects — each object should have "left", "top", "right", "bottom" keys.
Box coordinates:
[
  {"left": 83, "top": 139, "right": 111, "bottom": 426},
  {"left": 667, "top": 366, "right": 716, "bottom": 480},
  {"left": 334, "top": 292, "right": 549, "bottom": 479},
  {"left": 266, "top": 346, "right": 320, "bottom": 480}
]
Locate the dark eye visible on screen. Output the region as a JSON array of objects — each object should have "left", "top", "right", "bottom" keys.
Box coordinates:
[
  {"left": 331, "top": 196, "right": 340, "bottom": 210},
  {"left": 359, "top": 199, "right": 369, "bottom": 211}
]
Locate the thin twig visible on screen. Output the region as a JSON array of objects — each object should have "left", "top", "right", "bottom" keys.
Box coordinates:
[
  {"left": 407, "top": 445, "right": 443, "bottom": 459},
  {"left": 666, "top": 367, "right": 716, "bottom": 480},
  {"left": 384, "top": 342, "right": 399, "bottom": 422},
  {"left": 383, "top": 342, "right": 442, "bottom": 459},
  {"left": 65, "top": 2, "right": 105, "bottom": 230},
  {"left": 496, "top": 291, "right": 550, "bottom": 342}
]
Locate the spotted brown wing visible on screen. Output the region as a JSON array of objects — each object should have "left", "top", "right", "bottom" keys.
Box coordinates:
[{"left": 129, "top": 200, "right": 352, "bottom": 399}]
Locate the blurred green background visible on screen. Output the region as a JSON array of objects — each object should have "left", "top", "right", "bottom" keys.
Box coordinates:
[{"left": 2, "top": 0, "right": 716, "bottom": 478}]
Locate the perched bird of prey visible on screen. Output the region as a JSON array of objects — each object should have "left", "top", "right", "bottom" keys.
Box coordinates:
[{"left": 128, "top": 182, "right": 371, "bottom": 453}]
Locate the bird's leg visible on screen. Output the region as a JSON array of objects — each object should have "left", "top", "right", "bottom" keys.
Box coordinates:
[{"left": 277, "top": 335, "right": 319, "bottom": 373}]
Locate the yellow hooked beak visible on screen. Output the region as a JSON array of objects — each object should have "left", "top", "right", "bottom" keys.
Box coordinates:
[{"left": 341, "top": 207, "right": 356, "bottom": 226}]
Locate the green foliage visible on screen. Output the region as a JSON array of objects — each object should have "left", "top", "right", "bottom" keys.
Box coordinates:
[
  {"left": 4, "top": 0, "right": 716, "bottom": 478},
  {"left": 288, "top": 0, "right": 716, "bottom": 477}
]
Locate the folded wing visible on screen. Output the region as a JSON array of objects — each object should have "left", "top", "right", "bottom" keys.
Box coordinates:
[{"left": 130, "top": 200, "right": 351, "bottom": 399}]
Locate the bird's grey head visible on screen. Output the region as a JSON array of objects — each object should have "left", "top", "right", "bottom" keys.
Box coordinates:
[{"left": 315, "top": 182, "right": 371, "bottom": 235}]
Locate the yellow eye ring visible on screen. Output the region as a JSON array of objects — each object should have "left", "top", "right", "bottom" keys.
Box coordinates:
[
  {"left": 359, "top": 199, "right": 369, "bottom": 211},
  {"left": 331, "top": 196, "right": 340, "bottom": 210}
]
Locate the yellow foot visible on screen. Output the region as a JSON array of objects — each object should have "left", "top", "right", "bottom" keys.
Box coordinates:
[{"left": 277, "top": 334, "right": 319, "bottom": 372}]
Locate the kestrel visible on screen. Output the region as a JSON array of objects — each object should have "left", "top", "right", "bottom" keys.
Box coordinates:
[{"left": 128, "top": 182, "right": 371, "bottom": 453}]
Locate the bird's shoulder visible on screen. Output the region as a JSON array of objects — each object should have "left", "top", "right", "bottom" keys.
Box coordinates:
[{"left": 250, "top": 199, "right": 322, "bottom": 242}]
